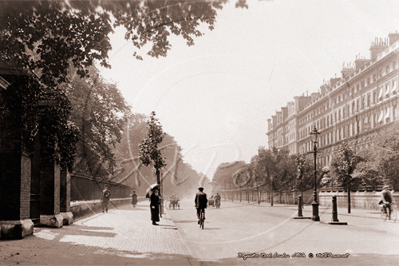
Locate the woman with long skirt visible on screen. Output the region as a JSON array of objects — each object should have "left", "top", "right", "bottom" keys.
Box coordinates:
[
  {"left": 150, "top": 189, "right": 160, "bottom": 225},
  {"left": 132, "top": 190, "right": 138, "bottom": 207}
]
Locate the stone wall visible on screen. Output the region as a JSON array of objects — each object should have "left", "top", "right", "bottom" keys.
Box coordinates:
[
  {"left": 71, "top": 197, "right": 147, "bottom": 220},
  {"left": 319, "top": 191, "right": 399, "bottom": 210}
]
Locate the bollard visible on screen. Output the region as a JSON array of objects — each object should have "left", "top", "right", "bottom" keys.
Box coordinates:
[
  {"left": 332, "top": 195, "right": 339, "bottom": 222},
  {"left": 328, "top": 195, "right": 347, "bottom": 225},
  {"left": 298, "top": 196, "right": 303, "bottom": 217},
  {"left": 293, "top": 195, "right": 310, "bottom": 219}
]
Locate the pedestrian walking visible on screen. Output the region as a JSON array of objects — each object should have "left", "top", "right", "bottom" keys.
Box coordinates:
[
  {"left": 101, "top": 185, "right": 111, "bottom": 213},
  {"left": 132, "top": 190, "right": 138, "bottom": 208},
  {"left": 150, "top": 188, "right": 160, "bottom": 225},
  {"left": 215, "top": 193, "right": 221, "bottom": 208}
]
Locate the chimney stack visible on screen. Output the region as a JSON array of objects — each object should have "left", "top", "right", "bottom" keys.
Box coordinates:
[
  {"left": 388, "top": 30, "right": 399, "bottom": 46},
  {"left": 370, "top": 36, "right": 389, "bottom": 59}
]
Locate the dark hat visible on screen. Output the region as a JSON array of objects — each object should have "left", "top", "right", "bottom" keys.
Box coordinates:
[{"left": 198, "top": 187, "right": 204, "bottom": 191}]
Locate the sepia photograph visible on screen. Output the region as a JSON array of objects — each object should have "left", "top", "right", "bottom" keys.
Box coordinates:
[{"left": 0, "top": 0, "right": 399, "bottom": 265}]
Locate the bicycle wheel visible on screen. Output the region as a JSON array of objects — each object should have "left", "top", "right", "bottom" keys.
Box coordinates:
[
  {"left": 381, "top": 208, "right": 387, "bottom": 222},
  {"left": 200, "top": 211, "right": 205, "bottom": 229}
]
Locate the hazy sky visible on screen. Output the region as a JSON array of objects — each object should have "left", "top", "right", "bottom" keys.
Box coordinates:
[{"left": 99, "top": 0, "right": 399, "bottom": 180}]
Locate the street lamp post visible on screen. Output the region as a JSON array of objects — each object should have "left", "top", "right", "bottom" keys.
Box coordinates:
[{"left": 310, "top": 126, "right": 320, "bottom": 221}]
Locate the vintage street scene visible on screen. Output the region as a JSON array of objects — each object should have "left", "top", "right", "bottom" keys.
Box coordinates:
[{"left": 1, "top": 0, "right": 399, "bottom": 265}]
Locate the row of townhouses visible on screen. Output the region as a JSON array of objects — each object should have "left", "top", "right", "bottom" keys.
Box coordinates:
[{"left": 266, "top": 31, "right": 399, "bottom": 167}]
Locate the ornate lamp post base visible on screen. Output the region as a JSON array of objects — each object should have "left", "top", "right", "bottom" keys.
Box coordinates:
[{"left": 311, "top": 200, "right": 320, "bottom": 221}]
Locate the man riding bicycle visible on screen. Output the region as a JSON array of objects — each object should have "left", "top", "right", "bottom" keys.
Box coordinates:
[
  {"left": 380, "top": 185, "right": 394, "bottom": 219},
  {"left": 195, "top": 187, "right": 208, "bottom": 224}
]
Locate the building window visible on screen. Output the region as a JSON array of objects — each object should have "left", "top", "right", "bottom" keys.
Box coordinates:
[
  {"left": 386, "top": 83, "right": 390, "bottom": 97},
  {"left": 386, "top": 65, "right": 390, "bottom": 74},
  {"left": 386, "top": 107, "right": 390, "bottom": 123},
  {"left": 367, "top": 94, "right": 370, "bottom": 107},
  {"left": 378, "top": 87, "right": 383, "bottom": 101},
  {"left": 378, "top": 110, "right": 384, "bottom": 126},
  {"left": 393, "top": 80, "right": 397, "bottom": 94}
]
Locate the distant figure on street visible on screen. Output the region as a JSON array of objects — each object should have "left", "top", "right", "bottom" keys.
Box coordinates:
[
  {"left": 380, "top": 185, "right": 394, "bottom": 219},
  {"left": 101, "top": 185, "right": 111, "bottom": 213},
  {"left": 132, "top": 190, "right": 138, "bottom": 208},
  {"left": 215, "top": 193, "right": 221, "bottom": 208},
  {"left": 150, "top": 188, "right": 160, "bottom": 225},
  {"left": 195, "top": 187, "right": 208, "bottom": 224}
]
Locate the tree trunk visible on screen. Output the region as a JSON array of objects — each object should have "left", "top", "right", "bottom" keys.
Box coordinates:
[
  {"left": 156, "top": 168, "right": 163, "bottom": 217},
  {"left": 347, "top": 176, "right": 351, "bottom": 214}
]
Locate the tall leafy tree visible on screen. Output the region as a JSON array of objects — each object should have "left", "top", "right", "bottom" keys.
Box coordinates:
[
  {"left": 213, "top": 161, "right": 246, "bottom": 200},
  {"left": 0, "top": 0, "right": 248, "bottom": 87},
  {"left": 139, "top": 111, "right": 166, "bottom": 203},
  {"left": 65, "top": 66, "right": 130, "bottom": 179},
  {"left": 0, "top": 0, "right": 249, "bottom": 170},
  {"left": 354, "top": 126, "right": 399, "bottom": 190},
  {"left": 257, "top": 146, "right": 295, "bottom": 206},
  {"left": 331, "top": 140, "right": 361, "bottom": 213}
]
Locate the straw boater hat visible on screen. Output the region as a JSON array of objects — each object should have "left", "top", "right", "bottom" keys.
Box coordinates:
[{"left": 383, "top": 185, "right": 390, "bottom": 189}]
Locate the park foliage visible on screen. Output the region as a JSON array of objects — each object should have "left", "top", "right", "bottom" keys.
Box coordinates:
[{"left": 0, "top": 0, "right": 248, "bottom": 177}]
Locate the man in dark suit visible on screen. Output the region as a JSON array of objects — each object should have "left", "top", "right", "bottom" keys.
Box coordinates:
[
  {"left": 101, "top": 185, "right": 111, "bottom": 213},
  {"left": 195, "top": 187, "right": 208, "bottom": 224}
]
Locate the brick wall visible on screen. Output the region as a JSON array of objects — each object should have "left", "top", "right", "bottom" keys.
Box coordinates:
[
  {"left": 20, "top": 153, "right": 31, "bottom": 219},
  {"left": 60, "top": 168, "right": 71, "bottom": 212}
]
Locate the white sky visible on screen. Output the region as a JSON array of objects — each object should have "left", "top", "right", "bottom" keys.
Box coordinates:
[{"left": 99, "top": 0, "right": 399, "bottom": 180}]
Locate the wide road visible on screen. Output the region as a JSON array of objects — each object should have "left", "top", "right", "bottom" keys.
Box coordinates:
[{"left": 167, "top": 199, "right": 399, "bottom": 266}]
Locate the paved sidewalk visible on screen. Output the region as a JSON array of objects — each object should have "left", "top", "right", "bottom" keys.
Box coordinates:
[{"left": 0, "top": 201, "right": 195, "bottom": 265}]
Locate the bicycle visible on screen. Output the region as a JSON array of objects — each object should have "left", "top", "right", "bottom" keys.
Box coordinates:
[
  {"left": 199, "top": 209, "right": 205, "bottom": 229},
  {"left": 380, "top": 203, "right": 397, "bottom": 222}
]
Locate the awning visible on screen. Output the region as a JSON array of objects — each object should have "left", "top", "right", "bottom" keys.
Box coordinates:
[
  {"left": 385, "top": 108, "right": 390, "bottom": 119},
  {"left": 378, "top": 110, "right": 384, "bottom": 122},
  {"left": 393, "top": 81, "right": 397, "bottom": 93},
  {"left": 378, "top": 87, "right": 383, "bottom": 99}
]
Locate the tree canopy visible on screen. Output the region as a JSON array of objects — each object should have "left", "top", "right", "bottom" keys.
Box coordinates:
[
  {"left": 0, "top": 0, "right": 249, "bottom": 171},
  {"left": 1, "top": 0, "right": 248, "bottom": 86},
  {"left": 66, "top": 66, "right": 130, "bottom": 179}
]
